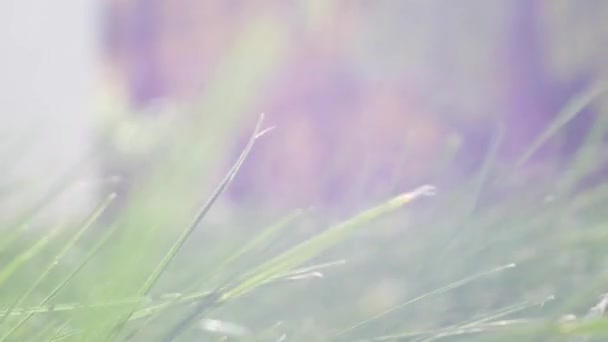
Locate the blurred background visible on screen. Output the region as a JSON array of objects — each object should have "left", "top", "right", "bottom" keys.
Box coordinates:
[
  {"left": 3, "top": 1, "right": 608, "bottom": 340},
  {"left": 3, "top": 1, "right": 608, "bottom": 215},
  {"left": 99, "top": 0, "right": 608, "bottom": 212}
]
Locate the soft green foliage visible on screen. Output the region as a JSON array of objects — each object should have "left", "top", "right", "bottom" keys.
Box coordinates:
[
  {"left": 0, "top": 117, "right": 438, "bottom": 341},
  {"left": 3, "top": 93, "right": 608, "bottom": 342}
]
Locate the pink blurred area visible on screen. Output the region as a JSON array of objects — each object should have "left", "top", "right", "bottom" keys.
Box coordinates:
[{"left": 101, "top": 1, "right": 607, "bottom": 209}]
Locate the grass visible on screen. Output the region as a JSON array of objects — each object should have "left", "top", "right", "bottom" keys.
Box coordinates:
[{"left": 2, "top": 84, "right": 608, "bottom": 341}]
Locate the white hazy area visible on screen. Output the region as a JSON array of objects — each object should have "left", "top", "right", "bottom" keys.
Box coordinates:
[{"left": 0, "top": 1, "right": 100, "bottom": 223}]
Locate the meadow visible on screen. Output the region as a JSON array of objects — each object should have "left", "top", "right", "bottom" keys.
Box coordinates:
[{"left": 2, "top": 85, "right": 608, "bottom": 341}]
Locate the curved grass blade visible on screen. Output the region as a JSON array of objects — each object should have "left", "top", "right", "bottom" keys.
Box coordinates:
[
  {"left": 119, "top": 260, "right": 346, "bottom": 325},
  {"left": 0, "top": 194, "right": 120, "bottom": 341},
  {"left": 333, "top": 263, "right": 516, "bottom": 339},
  {"left": 0, "top": 223, "right": 61, "bottom": 289},
  {"left": 108, "top": 114, "right": 273, "bottom": 339},
  {"left": 0, "top": 224, "right": 31, "bottom": 254},
  {"left": 0, "top": 297, "right": 147, "bottom": 317},
  {"left": 557, "top": 105, "right": 608, "bottom": 195},
  {"left": 49, "top": 329, "right": 79, "bottom": 342},
  {"left": 125, "top": 260, "right": 347, "bottom": 323},
  {"left": 140, "top": 113, "right": 271, "bottom": 297},
  {"left": 208, "top": 208, "right": 307, "bottom": 286},
  {"left": 0, "top": 289, "right": 222, "bottom": 320},
  {"left": 223, "top": 185, "right": 437, "bottom": 302},
  {"left": 124, "top": 209, "right": 306, "bottom": 340},
  {"left": 0, "top": 259, "right": 345, "bottom": 322},
  {"left": 416, "top": 296, "right": 554, "bottom": 342},
  {"left": 47, "top": 320, "right": 74, "bottom": 341},
  {"left": 158, "top": 259, "right": 346, "bottom": 341},
  {"left": 470, "top": 124, "right": 504, "bottom": 211},
  {"left": 515, "top": 82, "right": 606, "bottom": 168},
  {"left": 376, "top": 319, "right": 530, "bottom": 342},
  {"left": 0, "top": 193, "right": 115, "bottom": 326}
]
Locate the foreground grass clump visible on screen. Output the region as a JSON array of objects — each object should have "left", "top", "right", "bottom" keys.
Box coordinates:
[{"left": 3, "top": 87, "right": 608, "bottom": 341}]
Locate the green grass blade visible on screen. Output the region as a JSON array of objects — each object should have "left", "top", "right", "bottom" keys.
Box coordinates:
[
  {"left": 516, "top": 82, "right": 606, "bottom": 168},
  {"left": 46, "top": 320, "right": 73, "bottom": 342},
  {"left": 430, "top": 126, "right": 504, "bottom": 264},
  {"left": 0, "top": 224, "right": 31, "bottom": 253},
  {"left": 0, "top": 222, "right": 63, "bottom": 329},
  {"left": 108, "top": 114, "right": 272, "bottom": 339},
  {"left": 333, "top": 263, "right": 516, "bottom": 339},
  {"left": 0, "top": 298, "right": 143, "bottom": 317},
  {"left": 0, "top": 193, "right": 115, "bottom": 326},
  {"left": 0, "top": 193, "right": 119, "bottom": 341},
  {"left": 558, "top": 108, "right": 608, "bottom": 194},
  {"left": 470, "top": 124, "right": 504, "bottom": 211},
  {"left": 1, "top": 259, "right": 341, "bottom": 323},
  {"left": 0, "top": 224, "right": 60, "bottom": 288},
  {"left": 411, "top": 297, "right": 554, "bottom": 341},
  {"left": 209, "top": 208, "right": 306, "bottom": 285},
  {"left": 129, "top": 290, "right": 216, "bottom": 321},
  {"left": 223, "top": 185, "right": 436, "bottom": 301},
  {"left": 49, "top": 330, "right": 79, "bottom": 342},
  {"left": 140, "top": 113, "right": 271, "bottom": 295},
  {"left": 123, "top": 209, "right": 306, "bottom": 340}
]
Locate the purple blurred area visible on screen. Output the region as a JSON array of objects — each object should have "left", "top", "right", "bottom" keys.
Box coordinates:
[{"left": 102, "top": 1, "right": 608, "bottom": 209}]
